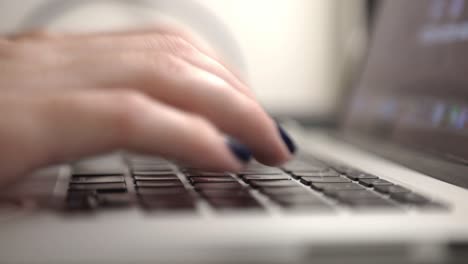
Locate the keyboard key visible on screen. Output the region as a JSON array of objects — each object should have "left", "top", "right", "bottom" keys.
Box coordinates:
[
  {"left": 249, "top": 180, "right": 298, "bottom": 188},
  {"left": 66, "top": 192, "right": 99, "bottom": 210},
  {"left": 184, "top": 172, "right": 229, "bottom": 177},
  {"left": 193, "top": 182, "right": 243, "bottom": 189},
  {"left": 135, "top": 181, "right": 183, "bottom": 188},
  {"left": 197, "top": 189, "right": 252, "bottom": 198},
  {"left": 189, "top": 176, "right": 236, "bottom": 183},
  {"left": 69, "top": 183, "right": 127, "bottom": 193},
  {"left": 70, "top": 175, "right": 125, "bottom": 184},
  {"left": 133, "top": 168, "right": 174, "bottom": 174},
  {"left": 242, "top": 175, "right": 290, "bottom": 181},
  {"left": 132, "top": 171, "right": 177, "bottom": 176},
  {"left": 299, "top": 176, "right": 350, "bottom": 185},
  {"left": 271, "top": 193, "right": 324, "bottom": 204},
  {"left": 311, "top": 182, "right": 365, "bottom": 192},
  {"left": 137, "top": 187, "right": 187, "bottom": 195},
  {"left": 97, "top": 193, "right": 133, "bottom": 208},
  {"left": 134, "top": 175, "right": 179, "bottom": 181},
  {"left": 260, "top": 186, "right": 311, "bottom": 196},
  {"left": 358, "top": 178, "right": 393, "bottom": 187},
  {"left": 374, "top": 185, "right": 410, "bottom": 194}
]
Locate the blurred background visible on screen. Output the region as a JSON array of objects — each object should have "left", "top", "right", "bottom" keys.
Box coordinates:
[{"left": 0, "top": 0, "right": 376, "bottom": 122}]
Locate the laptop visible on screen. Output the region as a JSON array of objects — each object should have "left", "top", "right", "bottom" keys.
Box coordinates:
[{"left": 1, "top": 0, "right": 468, "bottom": 263}]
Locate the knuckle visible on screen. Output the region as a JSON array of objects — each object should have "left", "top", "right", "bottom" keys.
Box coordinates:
[
  {"left": 160, "top": 34, "right": 198, "bottom": 55},
  {"left": 120, "top": 51, "right": 189, "bottom": 80}
]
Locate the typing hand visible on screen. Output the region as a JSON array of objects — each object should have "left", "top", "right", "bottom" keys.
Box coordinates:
[{"left": 0, "top": 26, "right": 295, "bottom": 185}]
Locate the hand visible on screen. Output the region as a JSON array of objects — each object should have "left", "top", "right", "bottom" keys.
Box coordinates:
[{"left": 0, "top": 26, "right": 295, "bottom": 185}]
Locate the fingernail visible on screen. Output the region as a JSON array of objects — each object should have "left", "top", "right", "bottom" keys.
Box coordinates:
[
  {"left": 277, "top": 123, "right": 297, "bottom": 154},
  {"left": 226, "top": 137, "right": 252, "bottom": 163}
]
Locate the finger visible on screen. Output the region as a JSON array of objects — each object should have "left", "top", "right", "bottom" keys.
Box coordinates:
[
  {"left": 14, "top": 90, "right": 247, "bottom": 173},
  {"left": 75, "top": 53, "right": 292, "bottom": 165}
]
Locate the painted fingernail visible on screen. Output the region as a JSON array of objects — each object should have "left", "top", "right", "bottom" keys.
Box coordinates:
[
  {"left": 226, "top": 137, "right": 252, "bottom": 163},
  {"left": 277, "top": 123, "right": 297, "bottom": 154}
]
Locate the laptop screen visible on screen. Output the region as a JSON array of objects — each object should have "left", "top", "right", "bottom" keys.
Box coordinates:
[{"left": 345, "top": 0, "right": 468, "bottom": 162}]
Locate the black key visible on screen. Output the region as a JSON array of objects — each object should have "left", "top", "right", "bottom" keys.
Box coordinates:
[
  {"left": 327, "top": 190, "right": 383, "bottom": 200},
  {"left": 69, "top": 183, "right": 127, "bottom": 193},
  {"left": 70, "top": 175, "right": 125, "bottom": 184},
  {"left": 134, "top": 175, "right": 179, "bottom": 181},
  {"left": 358, "top": 178, "right": 393, "bottom": 187},
  {"left": 97, "top": 193, "right": 133, "bottom": 208},
  {"left": 345, "top": 172, "right": 378, "bottom": 181},
  {"left": 189, "top": 176, "right": 236, "bottom": 183},
  {"left": 249, "top": 180, "right": 298, "bottom": 188},
  {"left": 198, "top": 189, "right": 252, "bottom": 198},
  {"left": 193, "top": 182, "right": 243, "bottom": 189},
  {"left": 140, "top": 199, "right": 195, "bottom": 210},
  {"left": 242, "top": 175, "right": 290, "bottom": 181},
  {"left": 390, "top": 192, "right": 430, "bottom": 205},
  {"left": 299, "top": 176, "right": 350, "bottom": 185},
  {"left": 137, "top": 187, "right": 187, "bottom": 195},
  {"left": 374, "top": 185, "right": 410, "bottom": 194},
  {"left": 139, "top": 193, "right": 192, "bottom": 202},
  {"left": 132, "top": 171, "right": 177, "bottom": 176},
  {"left": 184, "top": 172, "right": 229, "bottom": 177},
  {"left": 260, "top": 186, "right": 310, "bottom": 196},
  {"left": 132, "top": 168, "right": 174, "bottom": 174},
  {"left": 311, "top": 182, "right": 365, "bottom": 192},
  {"left": 66, "top": 192, "right": 98, "bottom": 210},
  {"left": 135, "top": 181, "right": 183, "bottom": 188}
]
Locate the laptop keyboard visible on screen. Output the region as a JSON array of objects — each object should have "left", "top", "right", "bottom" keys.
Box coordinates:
[{"left": 65, "top": 155, "right": 448, "bottom": 213}]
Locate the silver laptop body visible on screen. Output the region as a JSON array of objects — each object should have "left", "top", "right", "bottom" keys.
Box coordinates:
[{"left": 1, "top": 1, "right": 468, "bottom": 263}]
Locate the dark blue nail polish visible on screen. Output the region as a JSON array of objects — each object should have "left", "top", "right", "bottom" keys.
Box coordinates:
[
  {"left": 277, "top": 123, "right": 297, "bottom": 154},
  {"left": 226, "top": 137, "right": 252, "bottom": 163}
]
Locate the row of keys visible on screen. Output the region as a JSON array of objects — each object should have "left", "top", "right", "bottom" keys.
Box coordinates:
[
  {"left": 185, "top": 173, "right": 262, "bottom": 211},
  {"left": 66, "top": 172, "right": 131, "bottom": 210},
  {"left": 128, "top": 157, "right": 196, "bottom": 211},
  {"left": 289, "top": 159, "right": 445, "bottom": 209}
]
